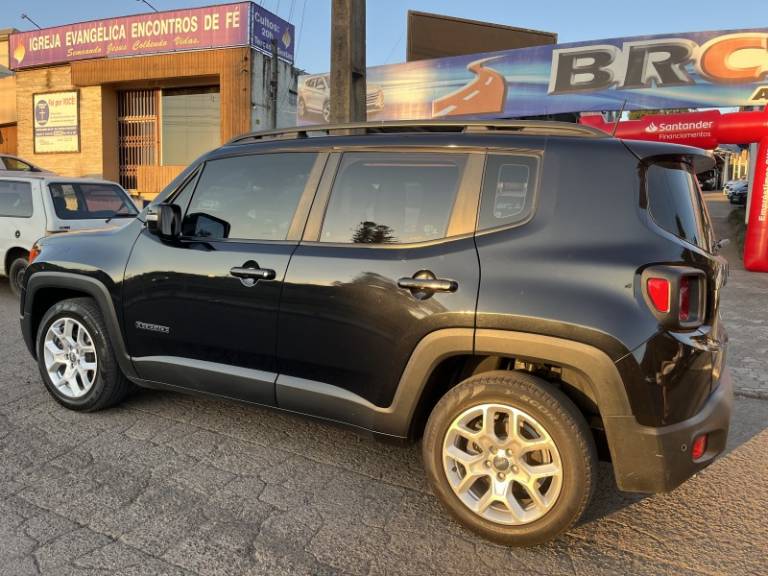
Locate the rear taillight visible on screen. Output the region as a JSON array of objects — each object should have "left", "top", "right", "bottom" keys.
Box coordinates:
[
  {"left": 641, "top": 266, "right": 706, "bottom": 330},
  {"left": 28, "top": 244, "right": 41, "bottom": 264},
  {"left": 679, "top": 276, "right": 691, "bottom": 322},
  {"left": 646, "top": 278, "right": 670, "bottom": 313}
]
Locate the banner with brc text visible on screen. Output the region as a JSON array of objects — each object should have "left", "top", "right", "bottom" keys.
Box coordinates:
[{"left": 298, "top": 28, "right": 768, "bottom": 124}]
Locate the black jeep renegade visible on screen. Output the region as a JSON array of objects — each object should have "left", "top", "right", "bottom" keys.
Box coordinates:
[{"left": 19, "top": 121, "right": 732, "bottom": 546}]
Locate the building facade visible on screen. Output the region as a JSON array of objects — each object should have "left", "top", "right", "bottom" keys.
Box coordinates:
[{"left": 7, "top": 2, "right": 297, "bottom": 198}]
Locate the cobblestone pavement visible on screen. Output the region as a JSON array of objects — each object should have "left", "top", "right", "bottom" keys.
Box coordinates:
[
  {"left": 706, "top": 192, "right": 768, "bottom": 399},
  {"left": 1, "top": 198, "right": 767, "bottom": 575}
]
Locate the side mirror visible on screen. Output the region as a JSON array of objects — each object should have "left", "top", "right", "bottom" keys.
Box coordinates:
[{"left": 146, "top": 203, "right": 181, "bottom": 238}]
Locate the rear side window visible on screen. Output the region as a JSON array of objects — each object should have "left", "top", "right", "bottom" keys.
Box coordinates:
[
  {"left": 49, "top": 183, "right": 138, "bottom": 220},
  {"left": 0, "top": 180, "right": 34, "bottom": 217},
  {"left": 477, "top": 154, "right": 538, "bottom": 231},
  {"left": 646, "top": 163, "right": 709, "bottom": 250},
  {"left": 3, "top": 158, "right": 35, "bottom": 172},
  {"left": 320, "top": 153, "right": 467, "bottom": 244},
  {"left": 183, "top": 153, "right": 318, "bottom": 241}
]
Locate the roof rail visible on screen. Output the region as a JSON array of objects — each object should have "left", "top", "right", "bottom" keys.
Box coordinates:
[{"left": 226, "top": 119, "right": 608, "bottom": 145}]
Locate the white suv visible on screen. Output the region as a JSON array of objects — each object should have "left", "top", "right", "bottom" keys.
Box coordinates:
[{"left": 1, "top": 175, "right": 138, "bottom": 295}]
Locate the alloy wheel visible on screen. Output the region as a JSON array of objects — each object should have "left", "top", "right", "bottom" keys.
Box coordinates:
[
  {"left": 442, "top": 403, "right": 563, "bottom": 525},
  {"left": 43, "top": 317, "right": 98, "bottom": 399}
]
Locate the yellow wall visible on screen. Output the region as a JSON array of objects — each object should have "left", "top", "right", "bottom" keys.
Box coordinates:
[{"left": 15, "top": 65, "right": 106, "bottom": 178}]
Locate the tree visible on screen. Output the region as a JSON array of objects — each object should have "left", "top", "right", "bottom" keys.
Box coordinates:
[{"left": 351, "top": 221, "right": 397, "bottom": 244}]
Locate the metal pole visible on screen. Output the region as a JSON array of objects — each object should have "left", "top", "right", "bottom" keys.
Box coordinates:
[
  {"left": 271, "top": 39, "right": 279, "bottom": 129},
  {"left": 330, "top": 0, "right": 366, "bottom": 125}
]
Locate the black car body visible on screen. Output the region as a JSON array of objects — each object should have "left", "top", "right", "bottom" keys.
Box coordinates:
[
  {"left": 19, "top": 121, "right": 731, "bottom": 545},
  {"left": 728, "top": 182, "right": 748, "bottom": 205}
]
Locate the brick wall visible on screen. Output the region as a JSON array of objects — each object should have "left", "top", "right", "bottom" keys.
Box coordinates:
[{"left": 15, "top": 65, "right": 105, "bottom": 178}]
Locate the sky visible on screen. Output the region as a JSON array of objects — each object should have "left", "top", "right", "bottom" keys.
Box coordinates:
[{"left": 3, "top": 0, "right": 768, "bottom": 73}]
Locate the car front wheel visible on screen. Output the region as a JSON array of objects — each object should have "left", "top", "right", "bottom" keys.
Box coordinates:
[
  {"left": 422, "top": 371, "right": 597, "bottom": 546},
  {"left": 36, "top": 297, "right": 133, "bottom": 411}
]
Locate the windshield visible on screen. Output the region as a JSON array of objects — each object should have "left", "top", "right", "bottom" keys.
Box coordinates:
[{"left": 48, "top": 182, "right": 139, "bottom": 220}]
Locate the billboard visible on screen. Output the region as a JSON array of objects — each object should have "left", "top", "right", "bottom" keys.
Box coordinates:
[
  {"left": 298, "top": 28, "right": 768, "bottom": 124},
  {"left": 33, "top": 91, "right": 79, "bottom": 154},
  {"left": 406, "top": 11, "right": 556, "bottom": 62},
  {"left": 9, "top": 2, "right": 294, "bottom": 70}
]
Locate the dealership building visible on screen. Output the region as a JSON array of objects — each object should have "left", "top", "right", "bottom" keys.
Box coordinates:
[{"left": 1, "top": 2, "right": 297, "bottom": 197}]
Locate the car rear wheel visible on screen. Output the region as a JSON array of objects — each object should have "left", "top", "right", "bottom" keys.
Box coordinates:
[
  {"left": 8, "top": 256, "right": 28, "bottom": 297},
  {"left": 422, "top": 371, "right": 597, "bottom": 546},
  {"left": 36, "top": 297, "right": 133, "bottom": 411}
]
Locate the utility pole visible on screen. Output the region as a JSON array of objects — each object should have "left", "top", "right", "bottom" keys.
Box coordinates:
[
  {"left": 271, "top": 39, "right": 279, "bottom": 129},
  {"left": 330, "top": 0, "right": 366, "bottom": 125}
]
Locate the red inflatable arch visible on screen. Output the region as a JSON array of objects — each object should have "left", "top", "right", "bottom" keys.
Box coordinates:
[{"left": 581, "top": 108, "right": 768, "bottom": 272}]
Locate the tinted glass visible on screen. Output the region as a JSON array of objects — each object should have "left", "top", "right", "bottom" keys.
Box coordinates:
[
  {"left": 320, "top": 153, "right": 466, "bottom": 244},
  {"left": 647, "top": 163, "right": 708, "bottom": 250},
  {"left": 478, "top": 154, "right": 538, "bottom": 230},
  {"left": 184, "top": 153, "right": 317, "bottom": 241},
  {"left": 0, "top": 180, "right": 34, "bottom": 217},
  {"left": 3, "top": 158, "right": 34, "bottom": 172},
  {"left": 49, "top": 183, "right": 138, "bottom": 220}
]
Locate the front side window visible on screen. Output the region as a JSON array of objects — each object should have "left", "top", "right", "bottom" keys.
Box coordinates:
[
  {"left": 0, "top": 180, "right": 34, "bottom": 217},
  {"left": 49, "top": 183, "right": 138, "bottom": 220},
  {"left": 477, "top": 154, "right": 539, "bottom": 231},
  {"left": 646, "top": 162, "right": 710, "bottom": 251},
  {"left": 320, "top": 153, "right": 467, "bottom": 244},
  {"left": 183, "top": 153, "right": 318, "bottom": 241}
]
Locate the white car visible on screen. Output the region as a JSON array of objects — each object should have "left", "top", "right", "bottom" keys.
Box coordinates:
[
  {"left": 0, "top": 154, "right": 51, "bottom": 175},
  {"left": 298, "top": 74, "right": 384, "bottom": 123},
  {"left": 1, "top": 175, "right": 138, "bottom": 295}
]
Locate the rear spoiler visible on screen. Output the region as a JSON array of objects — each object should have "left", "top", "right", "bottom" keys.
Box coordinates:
[{"left": 621, "top": 139, "right": 716, "bottom": 174}]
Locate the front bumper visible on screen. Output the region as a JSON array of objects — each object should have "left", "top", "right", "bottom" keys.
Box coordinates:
[{"left": 605, "top": 368, "right": 733, "bottom": 493}]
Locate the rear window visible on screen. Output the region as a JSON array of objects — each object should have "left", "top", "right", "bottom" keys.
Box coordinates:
[
  {"left": 477, "top": 154, "right": 538, "bottom": 231},
  {"left": 319, "top": 153, "right": 467, "bottom": 244},
  {"left": 646, "top": 163, "right": 710, "bottom": 251},
  {"left": 49, "top": 182, "right": 138, "bottom": 220},
  {"left": 0, "top": 181, "right": 34, "bottom": 217}
]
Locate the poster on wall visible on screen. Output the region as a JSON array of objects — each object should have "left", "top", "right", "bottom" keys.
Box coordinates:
[
  {"left": 33, "top": 91, "right": 80, "bottom": 154},
  {"left": 298, "top": 28, "right": 768, "bottom": 124}
]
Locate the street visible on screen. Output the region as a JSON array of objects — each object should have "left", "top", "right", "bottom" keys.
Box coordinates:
[{"left": 1, "top": 195, "right": 767, "bottom": 576}]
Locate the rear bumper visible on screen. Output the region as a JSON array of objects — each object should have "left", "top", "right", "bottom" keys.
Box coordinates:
[{"left": 606, "top": 368, "right": 733, "bottom": 493}]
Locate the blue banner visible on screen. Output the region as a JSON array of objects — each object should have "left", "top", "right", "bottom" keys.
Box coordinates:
[
  {"left": 250, "top": 3, "right": 294, "bottom": 64},
  {"left": 298, "top": 28, "right": 768, "bottom": 124}
]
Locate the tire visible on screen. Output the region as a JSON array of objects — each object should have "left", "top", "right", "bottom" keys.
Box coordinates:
[
  {"left": 422, "top": 371, "right": 597, "bottom": 546},
  {"left": 298, "top": 96, "right": 306, "bottom": 118},
  {"left": 8, "top": 256, "right": 28, "bottom": 297},
  {"left": 322, "top": 100, "right": 331, "bottom": 123},
  {"left": 36, "top": 297, "right": 133, "bottom": 412}
]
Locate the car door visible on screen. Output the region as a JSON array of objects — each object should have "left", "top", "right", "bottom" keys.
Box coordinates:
[
  {"left": 275, "top": 151, "right": 482, "bottom": 426},
  {"left": 0, "top": 179, "right": 45, "bottom": 270},
  {"left": 122, "top": 151, "right": 326, "bottom": 405}
]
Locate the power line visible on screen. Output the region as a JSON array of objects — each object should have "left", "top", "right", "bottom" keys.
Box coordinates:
[
  {"left": 294, "top": 0, "right": 308, "bottom": 63},
  {"left": 288, "top": 0, "right": 296, "bottom": 21},
  {"left": 384, "top": 29, "right": 405, "bottom": 64}
]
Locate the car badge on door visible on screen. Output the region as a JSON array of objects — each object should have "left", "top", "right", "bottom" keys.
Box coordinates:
[{"left": 135, "top": 321, "right": 170, "bottom": 334}]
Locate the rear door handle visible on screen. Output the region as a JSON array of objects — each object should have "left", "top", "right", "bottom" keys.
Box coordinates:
[
  {"left": 398, "top": 271, "right": 458, "bottom": 299},
  {"left": 230, "top": 262, "right": 276, "bottom": 286}
]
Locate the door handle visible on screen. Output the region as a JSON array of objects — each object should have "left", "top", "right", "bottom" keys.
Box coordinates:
[
  {"left": 398, "top": 271, "right": 458, "bottom": 299},
  {"left": 230, "top": 267, "right": 276, "bottom": 280},
  {"left": 229, "top": 261, "right": 276, "bottom": 287}
]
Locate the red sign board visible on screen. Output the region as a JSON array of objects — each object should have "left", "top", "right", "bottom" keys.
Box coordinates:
[{"left": 9, "top": 2, "right": 251, "bottom": 70}]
